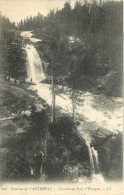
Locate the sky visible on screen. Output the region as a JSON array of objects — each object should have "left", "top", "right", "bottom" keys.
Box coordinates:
[
  {"left": 0, "top": 0, "right": 76, "bottom": 23},
  {"left": 0, "top": 0, "right": 122, "bottom": 23}
]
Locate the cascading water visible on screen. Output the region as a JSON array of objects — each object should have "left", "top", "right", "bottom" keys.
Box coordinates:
[
  {"left": 22, "top": 31, "right": 106, "bottom": 184},
  {"left": 86, "top": 141, "right": 95, "bottom": 173},
  {"left": 25, "top": 44, "right": 46, "bottom": 84},
  {"left": 85, "top": 139, "right": 104, "bottom": 183},
  {"left": 86, "top": 141, "right": 100, "bottom": 174},
  {"left": 91, "top": 146, "right": 99, "bottom": 173},
  {"left": 80, "top": 127, "right": 104, "bottom": 182},
  {"left": 78, "top": 125, "right": 103, "bottom": 182}
]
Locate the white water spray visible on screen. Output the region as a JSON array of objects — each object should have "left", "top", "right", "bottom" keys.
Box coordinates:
[
  {"left": 91, "top": 146, "right": 99, "bottom": 172},
  {"left": 25, "top": 44, "right": 46, "bottom": 84},
  {"left": 86, "top": 141, "right": 95, "bottom": 173},
  {"left": 84, "top": 139, "right": 105, "bottom": 184},
  {"left": 83, "top": 135, "right": 99, "bottom": 174},
  {"left": 86, "top": 141, "right": 100, "bottom": 174}
]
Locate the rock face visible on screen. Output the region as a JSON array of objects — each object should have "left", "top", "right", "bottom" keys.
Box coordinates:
[{"left": 92, "top": 128, "right": 123, "bottom": 180}]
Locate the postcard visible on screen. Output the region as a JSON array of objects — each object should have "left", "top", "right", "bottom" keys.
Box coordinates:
[{"left": 0, "top": 0, "right": 123, "bottom": 194}]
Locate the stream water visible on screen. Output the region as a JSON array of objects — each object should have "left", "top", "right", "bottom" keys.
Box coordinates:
[{"left": 21, "top": 31, "right": 122, "bottom": 184}]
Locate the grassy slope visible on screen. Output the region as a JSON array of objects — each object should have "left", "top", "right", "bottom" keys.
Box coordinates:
[
  {"left": 0, "top": 81, "right": 122, "bottom": 181},
  {"left": 0, "top": 81, "right": 49, "bottom": 181}
]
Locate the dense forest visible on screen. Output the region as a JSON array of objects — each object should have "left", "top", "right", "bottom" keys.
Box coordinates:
[
  {"left": 0, "top": 1, "right": 123, "bottom": 96},
  {"left": 0, "top": 14, "right": 26, "bottom": 83},
  {"left": 17, "top": 0, "right": 123, "bottom": 96}
]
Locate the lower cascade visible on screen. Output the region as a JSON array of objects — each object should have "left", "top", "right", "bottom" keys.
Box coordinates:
[
  {"left": 86, "top": 141, "right": 102, "bottom": 176},
  {"left": 25, "top": 44, "right": 46, "bottom": 84},
  {"left": 91, "top": 146, "right": 99, "bottom": 173}
]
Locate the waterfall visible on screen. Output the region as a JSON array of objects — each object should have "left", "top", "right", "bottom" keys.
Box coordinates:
[
  {"left": 74, "top": 135, "right": 104, "bottom": 184},
  {"left": 86, "top": 142, "right": 95, "bottom": 173},
  {"left": 79, "top": 127, "right": 101, "bottom": 176},
  {"left": 85, "top": 141, "right": 100, "bottom": 174},
  {"left": 25, "top": 44, "right": 46, "bottom": 84},
  {"left": 91, "top": 146, "right": 99, "bottom": 173}
]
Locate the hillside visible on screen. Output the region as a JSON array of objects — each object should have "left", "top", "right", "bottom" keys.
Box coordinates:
[{"left": 0, "top": 81, "right": 50, "bottom": 180}]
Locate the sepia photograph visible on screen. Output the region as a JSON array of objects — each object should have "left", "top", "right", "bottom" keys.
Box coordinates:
[{"left": 0, "top": 0, "right": 123, "bottom": 194}]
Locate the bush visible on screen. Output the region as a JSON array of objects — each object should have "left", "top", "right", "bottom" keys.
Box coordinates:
[
  {"left": 31, "top": 108, "right": 48, "bottom": 133},
  {"left": 49, "top": 117, "right": 74, "bottom": 145},
  {"left": 96, "top": 70, "right": 123, "bottom": 97}
]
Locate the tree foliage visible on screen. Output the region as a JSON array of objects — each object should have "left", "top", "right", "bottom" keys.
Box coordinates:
[
  {"left": 0, "top": 14, "right": 26, "bottom": 82},
  {"left": 18, "top": 0, "right": 122, "bottom": 96}
]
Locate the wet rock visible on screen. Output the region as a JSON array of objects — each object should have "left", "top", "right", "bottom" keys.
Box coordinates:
[
  {"left": 92, "top": 128, "right": 111, "bottom": 146},
  {"left": 92, "top": 129, "right": 123, "bottom": 180}
]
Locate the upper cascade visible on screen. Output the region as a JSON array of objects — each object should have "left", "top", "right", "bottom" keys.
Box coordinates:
[{"left": 25, "top": 44, "right": 46, "bottom": 84}]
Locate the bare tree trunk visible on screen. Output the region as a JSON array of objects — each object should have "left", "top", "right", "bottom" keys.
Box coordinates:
[
  {"left": 72, "top": 88, "right": 75, "bottom": 123},
  {"left": 51, "top": 59, "right": 55, "bottom": 123},
  {"left": 15, "top": 79, "right": 17, "bottom": 85},
  {"left": 39, "top": 151, "right": 44, "bottom": 181},
  {"left": 109, "top": 14, "right": 112, "bottom": 65},
  {"left": 100, "top": 0, "right": 102, "bottom": 6},
  {"left": 4, "top": 67, "right": 7, "bottom": 81},
  {"left": 40, "top": 130, "right": 48, "bottom": 181}
]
